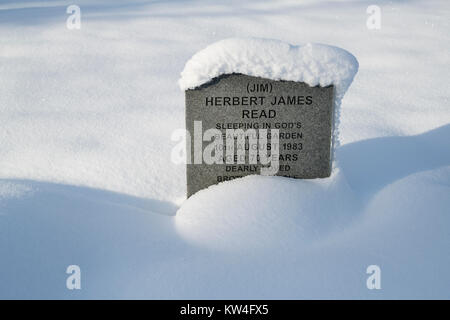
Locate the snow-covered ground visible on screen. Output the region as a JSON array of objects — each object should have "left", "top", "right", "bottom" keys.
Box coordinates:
[{"left": 1, "top": 0, "right": 449, "bottom": 299}]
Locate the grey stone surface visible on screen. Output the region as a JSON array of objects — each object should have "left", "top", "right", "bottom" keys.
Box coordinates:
[{"left": 185, "top": 73, "right": 334, "bottom": 197}]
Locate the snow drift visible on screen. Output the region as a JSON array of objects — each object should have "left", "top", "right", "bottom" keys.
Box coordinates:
[
  {"left": 1, "top": 0, "right": 449, "bottom": 299},
  {"left": 175, "top": 170, "right": 358, "bottom": 251}
]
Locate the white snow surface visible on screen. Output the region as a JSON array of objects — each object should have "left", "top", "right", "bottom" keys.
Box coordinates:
[{"left": 1, "top": 0, "right": 449, "bottom": 299}]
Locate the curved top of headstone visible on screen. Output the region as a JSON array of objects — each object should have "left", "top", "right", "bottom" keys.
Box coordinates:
[{"left": 179, "top": 38, "right": 358, "bottom": 100}]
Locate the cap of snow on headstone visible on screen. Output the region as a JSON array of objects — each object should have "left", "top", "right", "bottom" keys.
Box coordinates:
[{"left": 179, "top": 38, "right": 358, "bottom": 197}]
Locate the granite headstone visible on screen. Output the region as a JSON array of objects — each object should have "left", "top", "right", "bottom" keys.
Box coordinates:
[{"left": 185, "top": 73, "right": 334, "bottom": 197}]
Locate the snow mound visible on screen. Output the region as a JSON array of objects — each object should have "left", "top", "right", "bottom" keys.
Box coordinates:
[
  {"left": 179, "top": 37, "right": 358, "bottom": 149},
  {"left": 175, "top": 170, "right": 357, "bottom": 251},
  {"left": 179, "top": 38, "right": 358, "bottom": 99}
]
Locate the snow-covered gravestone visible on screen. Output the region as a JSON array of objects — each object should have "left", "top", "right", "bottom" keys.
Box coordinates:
[{"left": 179, "top": 39, "right": 358, "bottom": 197}]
